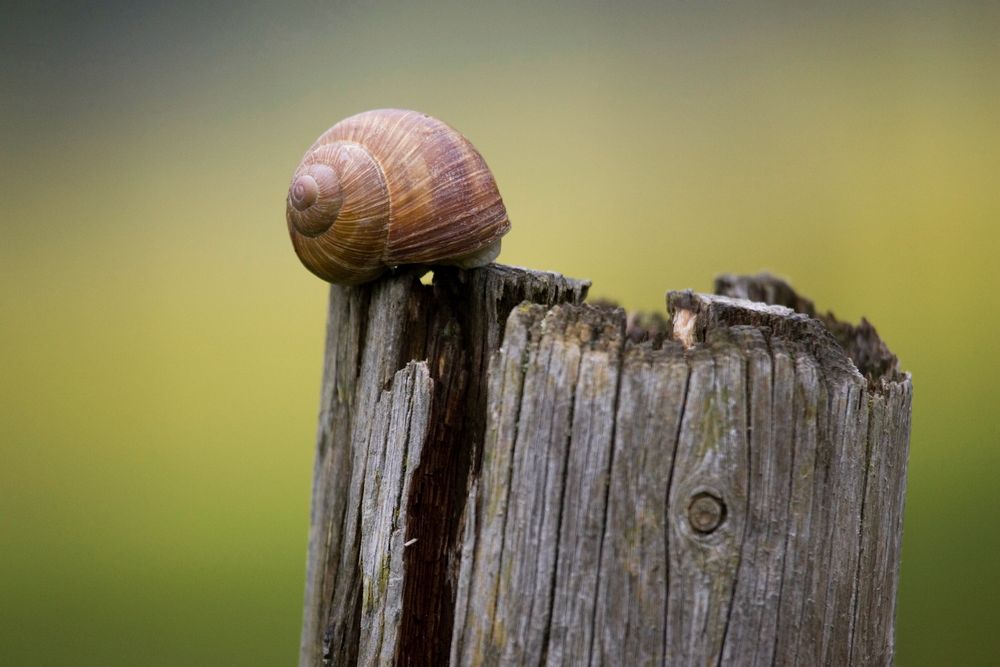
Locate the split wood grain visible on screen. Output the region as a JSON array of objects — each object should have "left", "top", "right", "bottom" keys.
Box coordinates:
[{"left": 300, "top": 266, "right": 587, "bottom": 666}]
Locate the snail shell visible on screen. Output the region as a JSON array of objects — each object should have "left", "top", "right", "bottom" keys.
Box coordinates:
[{"left": 286, "top": 109, "right": 511, "bottom": 285}]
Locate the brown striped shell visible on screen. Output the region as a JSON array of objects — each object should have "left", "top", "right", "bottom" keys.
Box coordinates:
[{"left": 285, "top": 109, "right": 510, "bottom": 285}]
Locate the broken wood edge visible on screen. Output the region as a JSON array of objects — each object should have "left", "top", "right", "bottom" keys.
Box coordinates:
[
  {"left": 713, "top": 272, "right": 905, "bottom": 386},
  {"left": 669, "top": 283, "right": 908, "bottom": 393}
]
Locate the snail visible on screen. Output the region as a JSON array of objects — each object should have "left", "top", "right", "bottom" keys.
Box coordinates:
[{"left": 285, "top": 108, "right": 511, "bottom": 285}]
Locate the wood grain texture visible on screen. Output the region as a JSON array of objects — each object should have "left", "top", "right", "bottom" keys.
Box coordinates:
[
  {"left": 591, "top": 342, "right": 687, "bottom": 666},
  {"left": 301, "top": 267, "right": 912, "bottom": 666},
  {"left": 299, "top": 265, "right": 586, "bottom": 666},
  {"left": 358, "top": 362, "right": 432, "bottom": 665}
]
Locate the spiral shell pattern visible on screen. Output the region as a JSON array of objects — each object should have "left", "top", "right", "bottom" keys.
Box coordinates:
[{"left": 286, "top": 109, "right": 510, "bottom": 285}]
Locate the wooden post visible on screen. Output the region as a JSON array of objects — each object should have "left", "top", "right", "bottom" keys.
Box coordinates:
[{"left": 299, "top": 266, "right": 911, "bottom": 666}]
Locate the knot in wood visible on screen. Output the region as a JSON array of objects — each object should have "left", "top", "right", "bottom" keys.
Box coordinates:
[{"left": 688, "top": 492, "right": 726, "bottom": 534}]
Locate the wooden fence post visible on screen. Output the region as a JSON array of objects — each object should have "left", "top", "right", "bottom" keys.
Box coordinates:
[{"left": 298, "top": 266, "right": 912, "bottom": 666}]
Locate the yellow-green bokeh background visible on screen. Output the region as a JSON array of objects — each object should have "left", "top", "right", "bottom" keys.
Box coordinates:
[{"left": 2, "top": 2, "right": 998, "bottom": 664}]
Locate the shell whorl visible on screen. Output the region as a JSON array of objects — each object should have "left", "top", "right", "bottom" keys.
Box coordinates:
[
  {"left": 289, "top": 164, "right": 341, "bottom": 234},
  {"left": 286, "top": 109, "right": 510, "bottom": 285},
  {"left": 286, "top": 141, "right": 390, "bottom": 284}
]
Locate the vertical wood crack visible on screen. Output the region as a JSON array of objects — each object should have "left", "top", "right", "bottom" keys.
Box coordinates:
[
  {"left": 661, "top": 354, "right": 692, "bottom": 665},
  {"left": 585, "top": 322, "right": 627, "bottom": 665},
  {"left": 717, "top": 340, "right": 754, "bottom": 666}
]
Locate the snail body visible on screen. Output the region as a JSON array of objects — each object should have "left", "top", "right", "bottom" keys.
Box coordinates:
[{"left": 286, "top": 109, "right": 510, "bottom": 285}]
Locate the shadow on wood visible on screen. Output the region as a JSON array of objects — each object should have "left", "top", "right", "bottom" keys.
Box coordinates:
[{"left": 298, "top": 265, "right": 911, "bottom": 667}]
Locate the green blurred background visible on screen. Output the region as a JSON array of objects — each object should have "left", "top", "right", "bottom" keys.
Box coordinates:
[{"left": 2, "top": 1, "right": 997, "bottom": 664}]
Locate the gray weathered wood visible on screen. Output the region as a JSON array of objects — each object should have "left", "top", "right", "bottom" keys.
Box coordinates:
[
  {"left": 591, "top": 342, "right": 687, "bottom": 665},
  {"left": 300, "top": 266, "right": 587, "bottom": 666},
  {"left": 358, "top": 361, "right": 432, "bottom": 666},
  {"left": 300, "top": 266, "right": 912, "bottom": 666}
]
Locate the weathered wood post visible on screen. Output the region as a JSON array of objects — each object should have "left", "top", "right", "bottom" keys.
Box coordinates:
[{"left": 298, "top": 265, "right": 911, "bottom": 666}]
